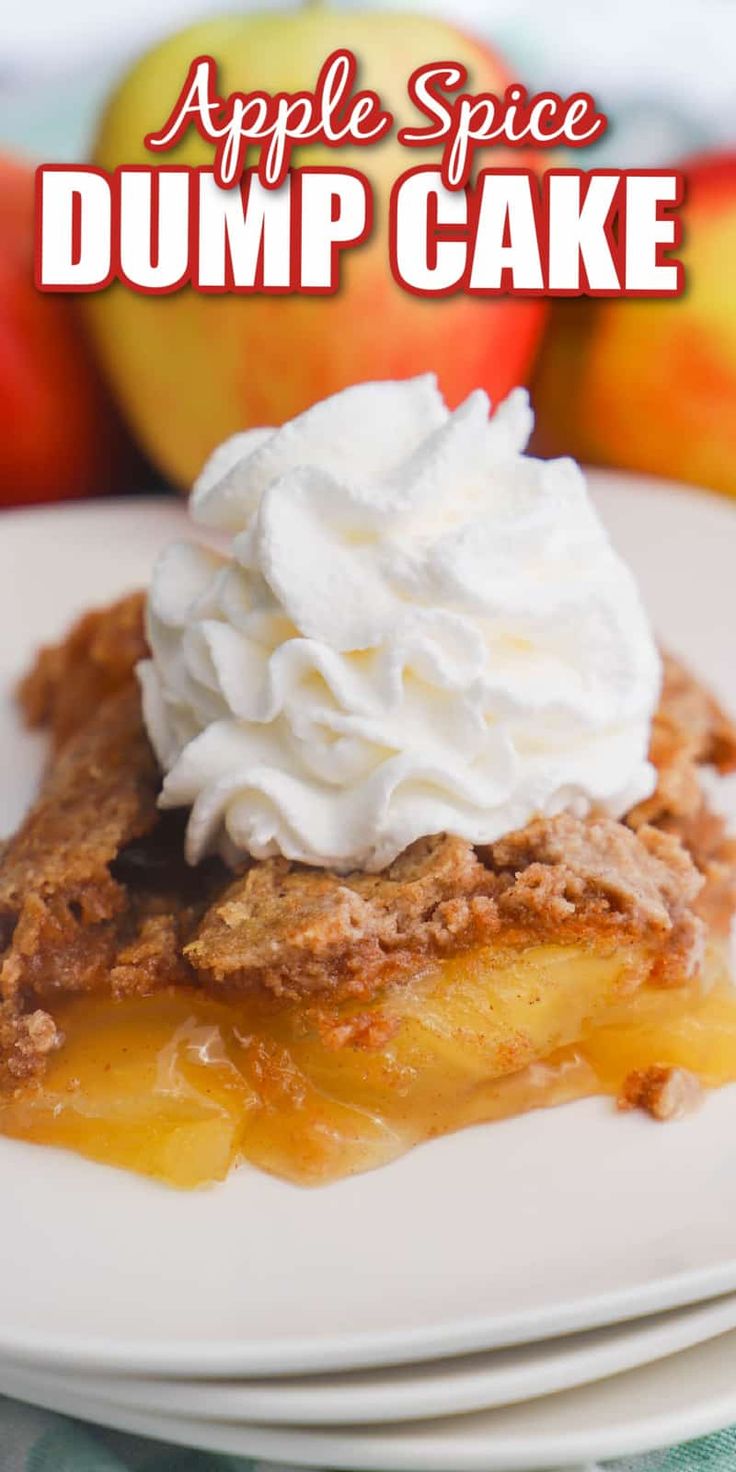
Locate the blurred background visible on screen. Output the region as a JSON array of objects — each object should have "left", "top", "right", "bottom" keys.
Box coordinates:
[{"left": 1, "top": 0, "right": 735, "bottom": 506}]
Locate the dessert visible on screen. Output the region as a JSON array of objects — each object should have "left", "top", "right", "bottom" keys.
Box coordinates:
[{"left": 1, "top": 378, "right": 736, "bottom": 1189}]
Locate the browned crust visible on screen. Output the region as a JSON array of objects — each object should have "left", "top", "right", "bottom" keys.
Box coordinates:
[
  {"left": 629, "top": 650, "right": 736, "bottom": 832},
  {"left": 0, "top": 1000, "right": 60, "bottom": 1088},
  {"left": 188, "top": 656, "right": 736, "bottom": 1001},
  {"left": 617, "top": 1064, "right": 703, "bottom": 1121},
  {"left": 187, "top": 818, "right": 705, "bottom": 1000},
  {"left": 0, "top": 685, "right": 162, "bottom": 1008},
  {"left": 1, "top": 597, "right": 735, "bottom": 1083},
  {"left": 18, "top": 591, "right": 146, "bottom": 752},
  {"left": 628, "top": 654, "right": 736, "bottom": 932},
  {"left": 0, "top": 683, "right": 157, "bottom": 919},
  {"left": 630, "top": 653, "right": 736, "bottom": 834}
]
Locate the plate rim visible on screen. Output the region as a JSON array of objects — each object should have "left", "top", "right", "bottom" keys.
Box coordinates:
[
  {"left": 2, "top": 1256, "right": 736, "bottom": 1377},
  {"left": 3, "top": 1326, "right": 736, "bottom": 1470},
  {"left": 4, "top": 1292, "right": 736, "bottom": 1425}
]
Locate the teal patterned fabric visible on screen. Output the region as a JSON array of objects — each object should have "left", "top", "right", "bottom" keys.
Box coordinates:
[{"left": 0, "top": 1396, "right": 731, "bottom": 1472}]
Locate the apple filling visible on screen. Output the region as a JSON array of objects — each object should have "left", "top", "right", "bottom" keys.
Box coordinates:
[{"left": 1, "top": 940, "right": 734, "bottom": 1189}]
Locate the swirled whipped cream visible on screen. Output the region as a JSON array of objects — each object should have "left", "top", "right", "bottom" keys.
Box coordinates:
[{"left": 138, "top": 377, "right": 661, "bottom": 872}]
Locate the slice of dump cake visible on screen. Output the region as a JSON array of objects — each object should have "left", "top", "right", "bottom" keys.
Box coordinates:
[
  {"left": 1, "top": 379, "right": 735, "bottom": 1187},
  {"left": 0, "top": 592, "right": 732, "bottom": 1186}
]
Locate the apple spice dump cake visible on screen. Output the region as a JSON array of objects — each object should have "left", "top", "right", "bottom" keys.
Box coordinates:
[
  {"left": 2, "top": 378, "right": 736, "bottom": 1188},
  {"left": 0, "top": 591, "right": 733, "bottom": 1186}
]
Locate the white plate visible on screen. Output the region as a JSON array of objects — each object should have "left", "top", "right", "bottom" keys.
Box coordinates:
[
  {"left": 5, "top": 1324, "right": 736, "bottom": 1469},
  {"left": 0, "top": 479, "right": 735, "bottom": 1379},
  {"left": 5, "top": 1293, "right": 736, "bottom": 1427}
]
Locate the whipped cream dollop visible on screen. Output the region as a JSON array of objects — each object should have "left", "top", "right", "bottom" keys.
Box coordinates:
[{"left": 139, "top": 377, "right": 661, "bottom": 872}]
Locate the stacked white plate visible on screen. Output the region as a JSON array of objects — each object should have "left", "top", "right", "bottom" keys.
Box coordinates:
[{"left": 1, "top": 476, "right": 736, "bottom": 1470}]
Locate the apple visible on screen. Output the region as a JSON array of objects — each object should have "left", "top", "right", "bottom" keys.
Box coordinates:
[
  {"left": 0, "top": 153, "right": 142, "bottom": 506},
  {"left": 532, "top": 151, "right": 736, "bottom": 498},
  {"left": 86, "top": 11, "right": 547, "bottom": 488}
]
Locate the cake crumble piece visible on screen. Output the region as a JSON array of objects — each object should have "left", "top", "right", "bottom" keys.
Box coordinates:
[{"left": 618, "top": 1064, "right": 703, "bottom": 1121}]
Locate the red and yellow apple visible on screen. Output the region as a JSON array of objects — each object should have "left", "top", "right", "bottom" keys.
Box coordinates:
[
  {"left": 86, "top": 11, "right": 547, "bottom": 488},
  {"left": 0, "top": 153, "right": 141, "bottom": 506},
  {"left": 533, "top": 151, "right": 736, "bottom": 497}
]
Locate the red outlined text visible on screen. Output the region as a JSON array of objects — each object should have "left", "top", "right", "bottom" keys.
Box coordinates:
[
  {"left": 33, "top": 51, "right": 685, "bottom": 303},
  {"left": 35, "top": 165, "right": 373, "bottom": 294},
  {"left": 144, "top": 52, "right": 393, "bottom": 189},
  {"left": 35, "top": 163, "right": 683, "bottom": 299},
  {"left": 399, "top": 66, "right": 606, "bottom": 189},
  {"left": 140, "top": 51, "right": 608, "bottom": 194},
  {"left": 389, "top": 167, "right": 684, "bottom": 297}
]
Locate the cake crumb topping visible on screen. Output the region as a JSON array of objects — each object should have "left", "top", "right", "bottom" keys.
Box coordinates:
[
  {"left": 1, "top": 594, "right": 735, "bottom": 1080},
  {"left": 618, "top": 1064, "right": 703, "bottom": 1121}
]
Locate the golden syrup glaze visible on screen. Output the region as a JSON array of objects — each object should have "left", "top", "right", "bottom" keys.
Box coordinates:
[{"left": 1, "top": 941, "right": 735, "bottom": 1188}]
